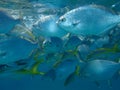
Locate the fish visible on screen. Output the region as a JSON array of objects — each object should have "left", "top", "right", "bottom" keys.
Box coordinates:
[
  {"left": 42, "top": 69, "right": 56, "bottom": 80},
  {"left": 53, "top": 59, "right": 78, "bottom": 80},
  {"left": 89, "top": 36, "right": 109, "bottom": 51},
  {"left": 16, "top": 60, "right": 45, "bottom": 76},
  {"left": 78, "top": 44, "right": 90, "bottom": 60},
  {"left": 57, "top": 5, "right": 120, "bottom": 36},
  {"left": 42, "top": 37, "right": 63, "bottom": 54},
  {"left": 0, "top": 10, "right": 21, "bottom": 34},
  {"left": 0, "top": 35, "right": 37, "bottom": 64},
  {"left": 81, "top": 60, "right": 120, "bottom": 81},
  {"left": 64, "top": 36, "right": 82, "bottom": 52},
  {"left": 10, "top": 24, "right": 36, "bottom": 43},
  {"left": 42, "top": 59, "right": 78, "bottom": 81},
  {"left": 32, "top": 15, "right": 67, "bottom": 38},
  {"left": 0, "top": 58, "right": 31, "bottom": 75},
  {"left": 87, "top": 43, "right": 120, "bottom": 60},
  {"left": 0, "top": 64, "right": 11, "bottom": 73}
]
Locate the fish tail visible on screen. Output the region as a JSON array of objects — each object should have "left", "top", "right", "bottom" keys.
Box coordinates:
[
  {"left": 16, "top": 60, "right": 45, "bottom": 75},
  {"left": 30, "top": 60, "right": 44, "bottom": 73},
  {"left": 15, "top": 60, "right": 45, "bottom": 76}
]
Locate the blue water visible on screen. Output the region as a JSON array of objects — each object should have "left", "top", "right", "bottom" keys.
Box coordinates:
[
  {"left": 0, "top": 76, "right": 120, "bottom": 90},
  {"left": 0, "top": 0, "right": 120, "bottom": 90}
]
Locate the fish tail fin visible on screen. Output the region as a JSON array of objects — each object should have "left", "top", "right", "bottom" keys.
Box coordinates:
[
  {"left": 15, "top": 60, "right": 45, "bottom": 76},
  {"left": 30, "top": 60, "right": 44, "bottom": 75},
  {"left": 64, "top": 73, "right": 75, "bottom": 86},
  {"left": 64, "top": 65, "right": 80, "bottom": 86}
]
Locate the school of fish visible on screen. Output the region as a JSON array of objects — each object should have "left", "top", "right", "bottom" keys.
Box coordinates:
[{"left": 0, "top": 0, "right": 120, "bottom": 87}]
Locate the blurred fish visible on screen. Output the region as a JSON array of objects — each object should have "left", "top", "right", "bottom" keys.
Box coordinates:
[
  {"left": 81, "top": 60, "right": 120, "bottom": 81},
  {"left": 16, "top": 59, "right": 45, "bottom": 76},
  {"left": 0, "top": 64, "right": 11, "bottom": 73},
  {"left": 0, "top": 58, "right": 31, "bottom": 77},
  {"left": 87, "top": 43, "right": 120, "bottom": 60},
  {"left": 89, "top": 36, "right": 109, "bottom": 51},
  {"left": 32, "top": 15, "right": 67, "bottom": 38},
  {"left": 43, "top": 59, "right": 78, "bottom": 81},
  {"left": 57, "top": 5, "right": 120, "bottom": 36},
  {"left": 0, "top": 10, "right": 21, "bottom": 34},
  {"left": 0, "top": 35, "right": 37, "bottom": 64},
  {"left": 10, "top": 24, "right": 36, "bottom": 43},
  {"left": 64, "top": 36, "right": 81, "bottom": 52},
  {"left": 42, "top": 37, "right": 63, "bottom": 54},
  {"left": 78, "top": 44, "right": 90, "bottom": 60}
]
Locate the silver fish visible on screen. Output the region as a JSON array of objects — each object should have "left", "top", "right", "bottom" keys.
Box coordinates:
[{"left": 57, "top": 5, "right": 120, "bottom": 36}]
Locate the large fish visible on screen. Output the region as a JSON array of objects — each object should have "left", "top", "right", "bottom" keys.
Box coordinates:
[
  {"left": 57, "top": 5, "right": 120, "bottom": 36},
  {"left": 43, "top": 59, "right": 78, "bottom": 80}
]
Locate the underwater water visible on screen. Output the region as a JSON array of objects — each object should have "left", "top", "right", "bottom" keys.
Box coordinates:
[{"left": 0, "top": 0, "right": 120, "bottom": 90}]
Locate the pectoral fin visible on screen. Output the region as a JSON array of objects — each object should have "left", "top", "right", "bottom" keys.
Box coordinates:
[{"left": 72, "top": 21, "right": 80, "bottom": 26}]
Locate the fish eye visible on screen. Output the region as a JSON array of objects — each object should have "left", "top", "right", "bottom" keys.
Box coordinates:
[{"left": 60, "top": 18, "right": 66, "bottom": 22}]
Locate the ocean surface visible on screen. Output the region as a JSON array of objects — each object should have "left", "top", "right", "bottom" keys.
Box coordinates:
[{"left": 0, "top": 0, "right": 120, "bottom": 90}]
